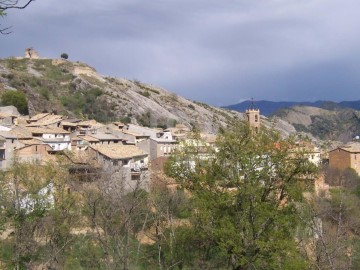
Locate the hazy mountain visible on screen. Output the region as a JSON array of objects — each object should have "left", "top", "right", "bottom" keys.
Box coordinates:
[
  {"left": 225, "top": 100, "right": 360, "bottom": 116},
  {"left": 271, "top": 105, "right": 360, "bottom": 142}
]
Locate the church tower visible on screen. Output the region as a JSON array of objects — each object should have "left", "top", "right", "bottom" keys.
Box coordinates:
[{"left": 245, "top": 100, "right": 260, "bottom": 132}]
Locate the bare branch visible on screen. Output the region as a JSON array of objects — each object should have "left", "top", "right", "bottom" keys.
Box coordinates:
[
  {"left": 0, "top": 24, "right": 11, "bottom": 34},
  {"left": 0, "top": 0, "right": 35, "bottom": 11}
]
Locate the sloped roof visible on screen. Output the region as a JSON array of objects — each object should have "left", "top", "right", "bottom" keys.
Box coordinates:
[
  {"left": 0, "top": 129, "right": 32, "bottom": 139},
  {"left": 122, "top": 130, "right": 149, "bottom": 137},
  {"left": 28, "top": 113, "right": 50, "bottom": 122},
  {"left": 26, "top": 114, "right": 64, "bottom": 127},
  {"left": 91, "top": 144, "right": 147, "bottom": 160},
  {"left": 336, "top": 142, "right": 360, "bottom": 153},
  {"left": 26, "top": 126, "right": 70, "bottom": 135},
  {"left": 78, "top": 135, "right": 100, "bottom": 142},
  {"left": 88, "top": 133, "right": 122, "bottom": 141},
  {"left": 61, "top": 121, "right": 78, "bottom": 127},
  {"left": 19, "top": 138, "right": 43, "bottom": 145}
]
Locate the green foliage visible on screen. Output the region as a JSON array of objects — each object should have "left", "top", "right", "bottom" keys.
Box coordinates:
[
  {"left": 137, "top": 111, "right": 152, "bottom": 127},
  {"left": 60, "top": 53, "right": 69, "bottom": 60},
  {"left": 187, "top": 104, "right": 195, "bottom": 110},
  {"left": 165, "top": 121, "right": 316, "bottom": 269},
  {"left": 293, "top": 123, "right": 309, "bottom": 133},
  {"left": 120, "top": 116, "right": 132, "bottom": 124},
  {"left": 38, "top": 87, "right": 50, "bottom": 100},
  {"left": 1, "top": 90, "right": 28, "bottom": 114},
  {"left": 60, "top": 87, "right": 112, "bottom": 121},
  {"left": 5, "top": 58, "right": 28, "bottom": 71},
  {"left": 139, "top": 91, "right": 150, "bottom": 98}
]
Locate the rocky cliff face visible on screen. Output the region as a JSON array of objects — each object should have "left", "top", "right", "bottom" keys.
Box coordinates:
[
  {"left": 0, "top": 58, "right": 244, "bottom": 133},
  {"left": 0, "top": 57, "right": 298, "bottom": 135}
]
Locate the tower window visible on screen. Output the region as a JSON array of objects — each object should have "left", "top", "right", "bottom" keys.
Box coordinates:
[{"left": 255, "top": 115, "right": 258, "bottom": 122}]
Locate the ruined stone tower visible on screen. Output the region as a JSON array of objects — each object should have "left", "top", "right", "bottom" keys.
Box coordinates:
[
  {"left": 245, "top": 100, "right": 260, "bottom": 132},
  {"left": 24, "top": 48, "right": 39, "bottom": 59}
]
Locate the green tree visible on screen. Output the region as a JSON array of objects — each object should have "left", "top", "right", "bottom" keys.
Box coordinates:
[
  {"left": 60, "top": 53, "right": 69, "bottom": 60},
  {"left": 1, "top": 91, "right": 29, "bottom": 114},
  {"left": 165, "top": 121, "right": 317, "bottom": 269},
  {"left": 0, "top": 160, "right": 80, "bottom": 269}
]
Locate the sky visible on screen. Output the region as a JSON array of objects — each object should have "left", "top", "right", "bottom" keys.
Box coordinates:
[{"left": 1, "top": 0, "right": 360, "bottom": 106}]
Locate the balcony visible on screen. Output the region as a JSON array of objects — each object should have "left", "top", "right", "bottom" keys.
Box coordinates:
[{"left": 131, "top": 163, "right": 148, "bottom": 172}]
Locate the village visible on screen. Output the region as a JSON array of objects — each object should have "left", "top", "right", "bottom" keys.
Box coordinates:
[{"left": 0, "top": 103, "right": 358, "bottom": 194}]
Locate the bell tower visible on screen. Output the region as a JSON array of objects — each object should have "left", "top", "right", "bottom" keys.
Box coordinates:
[{"left": 245, "top": 99, "right": 260, "bottom": 132}]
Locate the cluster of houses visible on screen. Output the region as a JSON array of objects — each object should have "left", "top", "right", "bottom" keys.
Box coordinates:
[
  {"left": 0, "top": 110, "right": 219, "bottom": 191},
  {"left": 0, "top": 105, "right": 358, "bottom": 192}
]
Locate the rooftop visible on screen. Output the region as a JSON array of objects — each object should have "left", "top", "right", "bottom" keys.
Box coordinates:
[
  {"left": 338, "top": 142, "right": 360, "bottom": 153},
  {"left": 91, "top": 144, "right": 147, "bottom": 160}
]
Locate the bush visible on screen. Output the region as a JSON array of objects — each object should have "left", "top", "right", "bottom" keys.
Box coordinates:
[
  {"left": 60, "top": 53, "right": 69, "bottom": 60},
  {"left": 140, "top": 91, "right": 150, "bottom": 98},
  {"left": 1, "top": 91, "right": 29, "bottom": 115}
]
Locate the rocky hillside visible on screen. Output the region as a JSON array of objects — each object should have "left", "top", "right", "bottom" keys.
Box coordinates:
[
  {"left": 0, "top": 57, "right": 248, "bottom": 133},
  {"left": 271, "top": 105, "right": 360, "bottom": 142}
]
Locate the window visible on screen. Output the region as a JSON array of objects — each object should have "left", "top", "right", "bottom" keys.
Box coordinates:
[
  {"left": 113, "top": 160, "right": 118, "bottom": 166},
  {"left": 123, "top": 160, "right": 129, "bottom": 166},
  {"left": 131, "top": 174, "right": 141, "bottom": 181},
  {"left": 255, "top": 115, "right": 258, "bottom": 122}
]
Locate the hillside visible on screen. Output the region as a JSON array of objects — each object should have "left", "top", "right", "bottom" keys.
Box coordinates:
[
  {"left": 0, "top": 57, "right": 244, "bottom": 133},
  {"left": 225, "top": 100, "right": 360, "bottom": 116},
  {"left": 271, "top": 105, "right": 360, "bottom": 142}
]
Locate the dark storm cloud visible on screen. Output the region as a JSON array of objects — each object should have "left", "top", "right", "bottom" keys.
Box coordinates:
[{"left": 1, "top": 0, "right": 360, "bottom": 105}]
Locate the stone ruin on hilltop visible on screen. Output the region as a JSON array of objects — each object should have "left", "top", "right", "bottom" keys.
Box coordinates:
[{"left": 24, "top": 47, "right": 40, "bottom": 59}]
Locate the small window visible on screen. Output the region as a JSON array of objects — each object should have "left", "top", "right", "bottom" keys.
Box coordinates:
[
  {"left": 255, "top": 115, "right": 258, "bottom": 122},
  {"left": 123, "top": 160, "right": 129, "bottom": 166},
  {"left": 131, "top": 174, "right": 141, "bottom": 181},
  {"left": 113, "top": 160, "right": 118, "bottom": 166}
]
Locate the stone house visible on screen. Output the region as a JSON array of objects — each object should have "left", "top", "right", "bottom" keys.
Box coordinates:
[
  {"left": 89, "top": 144, "right": 149, "bottom": 192},
  {"left": 123, "top": 124, "right": 177, "bottom": 160},
  {"left": 293, "top": 141, "right": 321, "bottom": 165},
  {"left": 149, "top": 138, "right": 177, "bottom": 160},
  {"left": 15, "top": 141, "right": 55, "bottom": 164},
  {"left": 164, "top": 124, "right": 191, "bottom": 141},
  {"left": 329, "top": 142, "right": 360, "bottom": 175},
  {"left": 25, "top": 127, "right": 71, "bottom": 151},
  {"left": 0, "top": 130, "right": 33, "bottom": 169}
]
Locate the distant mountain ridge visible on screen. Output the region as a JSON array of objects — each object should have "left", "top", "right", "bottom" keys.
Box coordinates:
[{"left": 225, "top": 100, "right": 360, "bottom": 116}]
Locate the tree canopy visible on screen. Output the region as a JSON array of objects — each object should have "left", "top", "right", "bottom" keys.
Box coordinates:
[
  {"left": 165, "top": 122, "right": 318, "bottom": 269},
  {"left": 1, "top": 90, "right": 29, "bottom": 114},
  {"left": 60, "top": 53, "right": 68, "bottom": 60}
]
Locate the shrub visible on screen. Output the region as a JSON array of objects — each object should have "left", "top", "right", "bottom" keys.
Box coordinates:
[
  {"left": 140, "top": 91, "right": 150, "bottom": 98},
  {"left": 60, "top": 53, "right": 69, "bottom": 60},
  {"left": 1, "top": 91, "right": 29, "bottom": 115}
]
